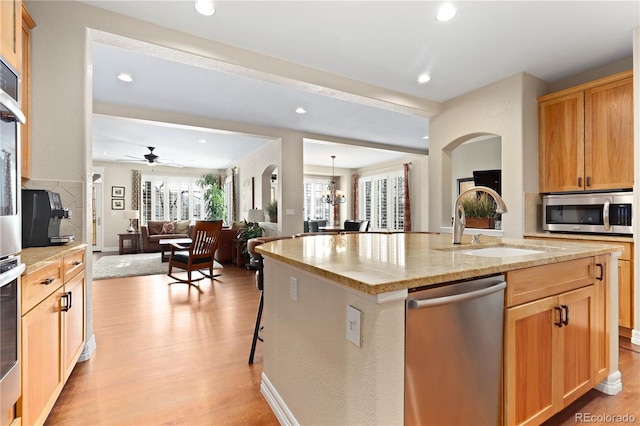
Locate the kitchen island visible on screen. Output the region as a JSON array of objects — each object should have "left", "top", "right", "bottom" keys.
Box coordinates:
[{"left": 256, "top": 232, "right": 622, "bottom": 425}]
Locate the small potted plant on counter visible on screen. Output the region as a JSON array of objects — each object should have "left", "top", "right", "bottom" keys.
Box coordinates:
[{"left": 460, "top": 191, "right": 497, "bottom": 229}]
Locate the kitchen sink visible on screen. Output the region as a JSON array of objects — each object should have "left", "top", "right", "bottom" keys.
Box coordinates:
[{"left": 457, "top": 247, "right": 544, "bottom": 258}]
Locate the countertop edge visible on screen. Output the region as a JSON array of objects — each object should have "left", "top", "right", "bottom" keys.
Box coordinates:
[
  {"left": 258, "top": 238, "right": 621, "bottom": 296},
  {"left": 21, "top": 242, "right": 89, "bottom": 274}
]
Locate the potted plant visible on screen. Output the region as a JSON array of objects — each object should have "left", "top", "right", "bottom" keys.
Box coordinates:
[
  {"left": 196, "top": 173, "right": 226, "bottom": 221},
  {"left": 460, "top": 191, "right": 497, "bottom": 229},
  {"left": 265, "top": 200, "right": 278, "bottom": 223},
  {"left": 236, "top": 220, "right": 264, "bottom": 259}
]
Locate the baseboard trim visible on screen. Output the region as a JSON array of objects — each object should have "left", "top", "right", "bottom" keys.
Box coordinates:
[
  {"left": 595, "top": 370, "right": 622, "bottom": 395},
  {"left": 631, "top": 329, "right": 640, "bottom": 346},
  {"left": 78, "top": 333, "right": 96, "bottom": 362},
  {"left": 261, "top": 372, "right": 298, "bottom": 426}
]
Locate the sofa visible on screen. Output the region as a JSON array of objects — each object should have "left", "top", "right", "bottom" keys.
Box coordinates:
[{"left": 141, "top": 220, "right": 194, "bottom": 253}]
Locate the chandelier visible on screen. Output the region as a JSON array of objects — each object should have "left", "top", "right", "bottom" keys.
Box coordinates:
[{"left": 321, "top": 155, "right": 346, "bottom": 205}]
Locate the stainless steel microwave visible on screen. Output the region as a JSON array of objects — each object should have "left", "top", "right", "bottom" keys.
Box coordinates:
[{"left": 543, "top": 191, "right": 633, "bottom": 235}]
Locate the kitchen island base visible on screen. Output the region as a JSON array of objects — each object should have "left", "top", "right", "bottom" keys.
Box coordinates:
[{"left": 256, "top": 233, "right": 622, "bottom": 425}]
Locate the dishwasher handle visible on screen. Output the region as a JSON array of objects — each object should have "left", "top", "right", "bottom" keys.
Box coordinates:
[{"left": 407, "top": 281, "right": 506, "bottom": 309}]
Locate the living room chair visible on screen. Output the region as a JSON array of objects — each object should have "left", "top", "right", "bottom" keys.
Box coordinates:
[{"left": 167, "top": 220, "right": 223, "bottom": 288}]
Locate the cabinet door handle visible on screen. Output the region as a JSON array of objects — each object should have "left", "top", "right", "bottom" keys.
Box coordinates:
[
  {"left": 42, "top": 277, "right": 55, "bottom": 285},
  {"left": 554, "top": 306, "right": 564, "bottom": 327},
  {"left": 61, "top": 291, "right": 73, "bottom": 312},
  {"left": 586, "top": 176, "right": 591, "bottom": 187},
  {"left": 61, "top": 293, "right": 69, "bottom": 312},
  {"left": 596, "top": 263, "right": 604, "bottom": 281},
  {"left": 561, "top": 304, "right": 569, "bottom": 326},
  {"left": 578, "top": 176, "right": 583, "bottom": 187}
]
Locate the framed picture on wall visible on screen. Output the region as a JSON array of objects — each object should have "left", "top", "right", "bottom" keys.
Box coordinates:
[
  {"left": 112, "top": 186, "right": 125, "bottom": 198},
  {"left": 457, "top": 177, "right": 475, "bottom": 196},
  {"left": 112, "top": 199, "right": 124, "bottom": 210}
]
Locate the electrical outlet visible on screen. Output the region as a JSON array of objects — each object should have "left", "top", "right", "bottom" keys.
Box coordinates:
[
  {"left": 346, "top": 305, "right": 361, "bottom": 347},
  {"left": 290, "top": 276, "right": 298, "bottom": 302}
]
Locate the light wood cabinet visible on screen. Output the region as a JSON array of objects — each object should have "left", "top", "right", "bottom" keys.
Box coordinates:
[
  {"left": 19, "top": 246, "right": 86, "bottom": 425},
  {"left": 0, "top": 0, "right": 22, "bottom": 72},
  {"left": 525, "top": 235, "right": 633, "bottom": 334},
  {"left": 20, "top": 4, "right": 35, "bottom": 180},
  {"left": 504, "top": 257, "right": 607, "bottom": 426},
  {"left": 538, "top": 70, "right": 633, "bottom": 193}
]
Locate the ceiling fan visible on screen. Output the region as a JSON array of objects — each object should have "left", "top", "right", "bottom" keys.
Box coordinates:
[{"left": 120, "top": 146, "right": 183, "bottom": 168}]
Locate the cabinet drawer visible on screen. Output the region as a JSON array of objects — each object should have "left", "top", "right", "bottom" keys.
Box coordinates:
[
  {"left": 22, "top": 260, "right": 63, "bottom": 314},
  {"left": 63, "top": 249, "right": 85, "bottom": 282},
  {"left": 505, "top": 257, "right": 594, "bottom": 307}
]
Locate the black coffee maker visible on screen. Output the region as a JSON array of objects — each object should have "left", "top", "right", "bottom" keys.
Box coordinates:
[{"left": 22, "top": 189, "right": 75, "bottom": 247}]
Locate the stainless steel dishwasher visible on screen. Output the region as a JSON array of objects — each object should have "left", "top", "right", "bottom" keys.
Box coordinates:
[{"left": 405, "top": 275, "right": 506, "bottom": 426}]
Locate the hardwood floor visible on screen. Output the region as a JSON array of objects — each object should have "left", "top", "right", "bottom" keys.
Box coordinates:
[
  {"left": 45, "top": 265, "right": 640, "bottom": 425},
  {"left": 45, "top": 267, "right": 278, "bottom": 425}
]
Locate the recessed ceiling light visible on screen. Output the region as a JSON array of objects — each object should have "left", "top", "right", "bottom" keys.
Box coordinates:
[
  {"left": 295, "top": 107, "right": 307, "bottom": 114},
  {"left": 422, "top": 135, "right": 430, "bottom": 140},
  {"left": 195, "top": 0, "right": 215, "bottom": 16},
  {"left": 117, "top": 73, "right": 133, "bottom": 82},
  {"left": 198, "top": 139, "right": 207, "bottom": 144},
  {"left": 417, "top": 74, "right": 431, "bottom": 84},
  {"left": 436, "top": 3, "right": 457, "bottom": 22}
]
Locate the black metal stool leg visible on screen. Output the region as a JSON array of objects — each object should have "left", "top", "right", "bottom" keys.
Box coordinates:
[{"left": 248, "top": 290, "right": 264, "bottom": 364}]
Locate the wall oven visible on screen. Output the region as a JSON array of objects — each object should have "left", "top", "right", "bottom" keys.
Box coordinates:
[
  {"left": 543, "top": 191, "right": 633, "bottom": 235},
  {"left": 0, "top": 56, "right": 25, "bottom": 424},
  {"left": 0, "top": 256, "right": 24, "bottom": 425},
  {"left": 1, "top": 56, "right": 24, "bottom": 259}
]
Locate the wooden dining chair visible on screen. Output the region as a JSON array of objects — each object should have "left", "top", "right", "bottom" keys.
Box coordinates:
[{"left": 167, "top": 220, "right": 223, "bottom": 288}]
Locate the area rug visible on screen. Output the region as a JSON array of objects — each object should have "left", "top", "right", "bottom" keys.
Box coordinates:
[{"left": 93, "top": 252, "right": 223, "bottom": 280}]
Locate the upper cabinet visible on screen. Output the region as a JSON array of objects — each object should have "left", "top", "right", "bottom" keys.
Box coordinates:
[
  {"left": 538, "top": 70, "right": 633, "bottom": 193},
  {"left": 0, "top": 0, "right": 22, "bottom": 72}
]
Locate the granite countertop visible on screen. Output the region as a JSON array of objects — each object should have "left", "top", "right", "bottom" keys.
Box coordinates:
[
  {"left": 524, "top": 231, "right": 633, "bottom": 243},
  {"left": 20, "top": 241, "right": 88, "bottom": 274},
  {"left": 256, "top": 233, "right": 622, "bottom": 295}
]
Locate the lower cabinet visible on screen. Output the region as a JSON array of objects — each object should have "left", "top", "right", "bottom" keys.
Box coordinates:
[
  {"left": 19, "top": 246, "right": 86, "bottom": 425},
  {"left": 504, "top": 256, "right": 608, "bottom": 426},
  {"left": 21, "top": 287, "right": 64, "bottom": 426}
]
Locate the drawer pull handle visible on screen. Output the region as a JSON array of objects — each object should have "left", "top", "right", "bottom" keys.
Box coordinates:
[
  {"left": 561, "top": 304, "right": 569, "bottom": 326},
  {"left": 42, "top": 277, "right": 55, "bottom": 285},
  {"left": 554, "top": 306, "right": 563, "bottom": 327},
  {"left": 71, "top": 260, "right": 82, "bottom": 266},
  {"left": 596, "top": 263, "right": 604, "bottom": 281}
]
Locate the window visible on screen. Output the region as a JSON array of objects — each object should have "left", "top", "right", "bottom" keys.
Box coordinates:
[
  {"left": 302, "top": 176, "right": 332, "bottom": 221},
  {"left": 141, "top": 175, "right": 209, "bottom": 224},
  {"left": 359, "top": 170, "right": 404, "bottom": 231}
]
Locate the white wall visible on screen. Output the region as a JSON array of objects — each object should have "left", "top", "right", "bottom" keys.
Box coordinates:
[
  {"left": 632, "top": 27, "right": 640, "bottom": 345},
  {"left": 451, "top": 137, "right": 501, "bottom": 200},
  {"left": 428, "top": 73, "right": 548, "bottom": 238},
  {"left": 262, "top": 258, "right": 405, "bottom": 425}
]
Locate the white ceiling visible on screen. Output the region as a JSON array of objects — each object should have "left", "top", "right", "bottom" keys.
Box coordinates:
[{"left": 86, "top": 0, "right": 639, "bottom": 170}]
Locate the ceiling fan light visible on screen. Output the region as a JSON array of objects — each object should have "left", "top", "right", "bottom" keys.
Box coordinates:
[{"left": 195, "top": 0, "right": 215, "bottom": 16}]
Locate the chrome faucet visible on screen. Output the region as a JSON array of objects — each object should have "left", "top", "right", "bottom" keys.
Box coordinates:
[{"left": 453, "top": 186, "right": 508, "bottom": 245}]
